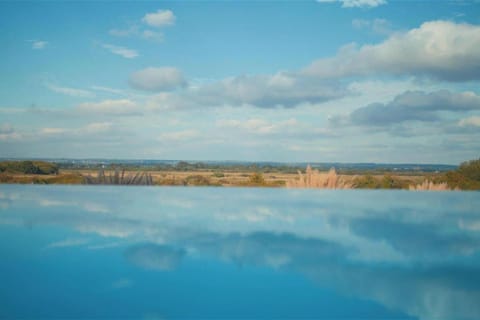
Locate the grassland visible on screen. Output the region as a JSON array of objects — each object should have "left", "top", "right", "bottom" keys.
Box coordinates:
[
  {"left": 0, "top": 159, "right": 440, "bottom": 189},
  {"left": 2, "top": 159, "right": 479, "bottom": 190}
]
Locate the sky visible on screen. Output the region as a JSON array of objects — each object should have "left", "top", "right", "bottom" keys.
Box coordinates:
[{"left": 0, "top": 0, "right": 479, "bottom": 164}]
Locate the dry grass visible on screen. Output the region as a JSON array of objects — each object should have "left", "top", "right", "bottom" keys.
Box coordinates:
[
  {"left": 286, "top": 165, "right": 353, "bottom": 189},
  {"left": 408, "top": 180, "right": 458, "bottom": 191}
]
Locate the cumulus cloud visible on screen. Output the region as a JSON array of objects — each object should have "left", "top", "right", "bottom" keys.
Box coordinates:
[
  {"left": 317, "top": 0, "right": 387, "bottom": 8},
  {"left": 45, "top": 83, "right": 95, "bottom": 98},
  {"left": 76, "top": 99, "right": 142, "bottom": 116},
  {"left": 142, "top": 9, "right": 176, "bottom": 27},
  {"left": 304, "top": 20, "right": 480, "bottom": 81},
  {"left": 348, "top": 90, "right": 480, "bottom": 126},
  {"left": 102, "top": 44, "right": 139, "bottom": 59},
  {"left": 129, "top": 67, "right": 186, "bottom": 92},
  {"left": 146, "top": 72, "right": 348, "bottom": 110}
]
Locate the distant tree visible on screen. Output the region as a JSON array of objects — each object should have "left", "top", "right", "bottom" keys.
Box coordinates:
[{"left": 443, "top": 158, "right": 480, "bottom": 190}]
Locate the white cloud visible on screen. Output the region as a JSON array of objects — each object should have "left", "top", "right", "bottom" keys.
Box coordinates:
[
  {"left": 142, "top": 29, "right": 164, "bottom": 41},
  {"left": 142, "top": 9, "right": 176, "bottom": 27},
  {"left": 90, "top": 86, "right": 126, "bottom": 96},
  {"left": 352, "top": 18, "right": 393, "bottom": 35},
  {"left": 76, "top": 99, "right": 141, "bottom": 116},
  {"left": 157, "top": 130, "right": 199, "bottom": 142},
  {"left": 458, "top": 116, "right": 480, "bottom": 127},
  {"left": 45, "top": 238, "right": 89, "bottom": 249},
  {"left": 109, "top": 25, "right": 164, "bottom": 42},
  {"left": 112, "top": 278, "right": 133, "bottom": 289},
  {"left": 102, "top": 44, "right": 139, "bottom": 59},
  {"left": 216, "top": 117, "right": 336, "bottom": 139},
  {"left": 129, "top": 67, "right": 186, "bottom": 91},
  {"left": 40, "top": 122, "right": 113, "bottom": 136},
  {"left": 0, "top": 124, "right": 14, "bottom": 135},
  {"left": 317, "top": 0, "right": 386, "bottom": 8},
  {"left": 304, "top": 20, "right": 480, "bottom": 81},
  {"left": 83, "top": 122, "right": 112, "bottom": 134},
  {"left": 40, "top": 128, "right": 68, "bottom": 135},
  {"left": 45, "top": 83, "right": 95, "bottom": 98},
  {"left": 109, "top": 25, "right": 139, "bottom": 37},
  {"left": 28, "top": 40, "right": 48, "bottom": 49},
  {"left": 125, "top": 244, "right": 185, "bottom": 271},
  {"left": 0, "top": 124, "right": 21, "bottom": 141}
]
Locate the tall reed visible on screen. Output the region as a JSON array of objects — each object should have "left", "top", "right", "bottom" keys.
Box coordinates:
[{"left": 286, "top": 165, "right": 353, "bottom": 189}]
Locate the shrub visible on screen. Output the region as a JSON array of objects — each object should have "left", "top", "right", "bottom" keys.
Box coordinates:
[
  {"left": 0, "top": 161, "right": 58, "bottom": 175},
  {"left": 353, "top": 175, "right": 379, "bottom": 189},
  {"left": 184, "top": 175, "right": 213, "bottom": 186},
  {"left": 212, "top": 172, "right": 225, "bottom": 178},
  {"left": 248, "top": 172, "right": 266, "bottom": 186}
]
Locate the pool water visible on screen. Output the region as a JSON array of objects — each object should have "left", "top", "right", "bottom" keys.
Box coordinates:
[{"left": 1, "top": 185, "right": 479, "bottom": 319}]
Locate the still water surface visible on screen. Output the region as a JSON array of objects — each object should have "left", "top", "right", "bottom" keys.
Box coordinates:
[{"left": 1, "top": 186, "right": 479, "bottom": 319}]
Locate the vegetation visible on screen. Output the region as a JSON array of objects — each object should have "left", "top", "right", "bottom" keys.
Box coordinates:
[
  {"left": 0, "top": 161, "right": 58, "bottom": 175},
  {"left": 1, "top": 158, "right": 479, "bottom": 190},
  {"left": 287, "top": 166, "right": 353, "bottom": 189},
  {"left": 353, "top": 175, "right": 410, "bottom": 189},
  {"left": 83, "top": 169, "right": 153, "bottom": 185},
  {"left": 442, "top": 159, "right": 480, "bottom": 190},
  {"left": 248, "top": 172, "right": 267, "bottom": 186},
  {"left": 183, "top": 175, "right": 217, "bottom": 186},
  {"left": 408, "top": 180, "right": 454, "bottom": 191}
]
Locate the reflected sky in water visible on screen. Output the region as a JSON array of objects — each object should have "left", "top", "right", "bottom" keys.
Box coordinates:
[{"left": 1, "top": 186, "right": 479, "bottom": 319}]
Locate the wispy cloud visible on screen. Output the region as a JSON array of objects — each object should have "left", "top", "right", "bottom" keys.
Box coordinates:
[
  {"left": 76, "top": 99, "right": 141, "bottom": 116},
  {"left": 112, "top": 278, "right": 133, "bottom": 289},
  {"left": 45, "top": 83, "right": 95, "bottom": 98},
  {"left": 317, "top": 0, "right": 386, "bottom": 8},
  {"left": 40, "top": 122, "right": 113, "bottom": 136},
  {"left": 45, "top": 238, "right": 89, "bottom": 249},
  {"left": 157, "top": 129, "right": 199, "bottom": 142},
  {"left": 28, "top": 40, "right": 48, "bottom": 49},
  {"left": 90, "top": 86, "right": 126, "bottom": 96},
  {"left": 102, "top": 43, "right": 139, "bottom": 59},
  {"left": 352, "top": 18, "right": 393, "bottom": 35},
  {"left": 109, "top": 9, "right": 174, "bottom": 42},
  {"left": 0, "top": 124, "right": 21, "bottom": 141}
]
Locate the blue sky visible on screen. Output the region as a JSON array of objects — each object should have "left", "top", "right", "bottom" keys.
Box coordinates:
[{"left": 1, "top": 0, "right": 479, "bottom": 164}]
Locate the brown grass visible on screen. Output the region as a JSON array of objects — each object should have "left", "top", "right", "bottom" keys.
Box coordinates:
[
  {"left": 408, "top": 180, "right": 458, "bottom": 191},
  {"left": 286, "top": 165, "right": 353, "bottom": 189}
]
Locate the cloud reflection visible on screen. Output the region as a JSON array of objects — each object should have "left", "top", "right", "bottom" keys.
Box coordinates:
[
  {"left": 1, "top": 186, "right": 480, "bottom": 319},
  {"left": 125, "top": 244, "right": 185, "bottom": 271}
]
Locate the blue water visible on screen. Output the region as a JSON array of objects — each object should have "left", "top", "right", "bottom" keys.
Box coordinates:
[{"left": 0, "top": 186, "right": 479, "bottom": 319}]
